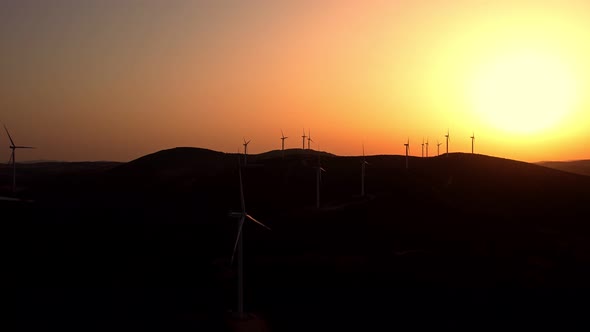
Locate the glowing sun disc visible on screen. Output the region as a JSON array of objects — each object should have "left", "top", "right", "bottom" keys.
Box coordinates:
[{"left": 469, "top": 51, "right": 577, "bottom": 134}]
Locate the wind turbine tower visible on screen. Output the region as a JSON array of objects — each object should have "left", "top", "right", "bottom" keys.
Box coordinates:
[
  {"left": 4, "top": 125, "right": 35, "bottom": 193},
  {"left": 242, "top": 138, "right": 251, "bottom": 165},
  {"left": 445, "top": 129, "right": 450, "bottom": 156},
  {"left": 280, "top": 130, "right": 288, "bottom": 158},
  {"left": 228, "top": 165, "right": 271, "bottom": 318},
  {"left": 301, "top": 129, "right": 307, "bottom": 150},
  {"left": 425, "top": 138, "right": 429, "bottom": 158},
  {"left": 361, "top": 145, "right": 369, "bottom": 197},
  {"left": 404, "top": 138, "right": 410, "bottom": 170},
  {"left": 421, "top": 138, "right": 424, "bottom": 158},
  {"left": 307, "top": 129, "right": 313, "bottom": 150},
  {"left": 470, "top": 132, "right": 475, "bottom": 154},
  {"left": 437, "top": 140, "right": 442, "bottom": 156},
  {"left": 316, "top": 147, "right": 326, "bottom": 208}
]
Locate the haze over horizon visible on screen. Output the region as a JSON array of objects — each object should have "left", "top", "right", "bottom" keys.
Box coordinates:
[{"left": 2, "top": 1, "right": 590, "bottom": 162}]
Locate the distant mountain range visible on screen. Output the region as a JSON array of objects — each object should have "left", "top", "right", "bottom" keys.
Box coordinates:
[
  {"left": 14, "top": 152, "right": 590, "bottom": 174},
  {"left": 12, "top": 151, "right": 590, "bottom": 178},
  {"left": 536, "top": 159, "right": 590, "bottom": 176}
]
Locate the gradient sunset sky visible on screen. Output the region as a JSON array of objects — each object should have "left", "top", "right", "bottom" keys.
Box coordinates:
[{"left": 1, "top": 0, "right": 590, "bottom": 162}]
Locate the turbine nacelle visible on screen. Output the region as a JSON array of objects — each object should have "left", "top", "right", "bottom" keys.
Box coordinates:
[{"left": 228, "top": 211, "right": 243, "bottom": 218}]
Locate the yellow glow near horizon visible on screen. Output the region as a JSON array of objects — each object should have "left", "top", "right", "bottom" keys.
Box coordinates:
[
  {"left": 2, "top": 2, "right": 590, "bottom": 162},
  {"left": 469, "top": 50, "right": 579, "bottom": 134}
]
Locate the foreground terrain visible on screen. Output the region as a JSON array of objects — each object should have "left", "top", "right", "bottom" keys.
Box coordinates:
[{"left": 6, "top": 149, "right": 590, "bottom": 330}]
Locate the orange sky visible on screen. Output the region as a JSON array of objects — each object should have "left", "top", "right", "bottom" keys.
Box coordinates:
[{"left": 1, "top": 1, "right": 589, "bottom": 162}]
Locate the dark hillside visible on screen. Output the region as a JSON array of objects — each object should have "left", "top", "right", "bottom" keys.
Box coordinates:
[{"left": 7, "top": 149, "right": 590, "bottom": 331}]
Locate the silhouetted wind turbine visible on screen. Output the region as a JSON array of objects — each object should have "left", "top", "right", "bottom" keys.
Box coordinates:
[
  {"left": 242, "top": 138, "right": 251, "bottom": 165},
  {"left": 228, "top": 165, "right": 271, "bottom": 318},
  {"left": 4, "top": 125, "right": 35, "bottom": 193},
  {"left": 404, "top": 138, "right": 410, "bottom": 169},
  {"left": 437, "top": 140, "right": 442, "bottom": 156},
  {"left": 280, "top": 130, "right": 288, "bottom": 158},
  {"left": 307, "top": 129, "right": 313, "bottom": 150},
  {"left": 361, "top": 145, "right": 369, "bottom": 197},
  {"left": 421, "top": 138, "right": 425, "bottom": 158},
  {"left": 425, "top": 138, "right": 429, "bottom": 158},
  {"left": 470, "top": 132, "right": 475, "bottom": 154},
  {"left": 445, "top": 129, "right": 450, "bottom": 156},
  {"left": 301, "top": 129, "right": 307, "bottom": 150}
]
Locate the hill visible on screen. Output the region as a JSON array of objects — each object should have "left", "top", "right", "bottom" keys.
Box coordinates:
[{"left": 8, "top": 149, "right": 590, "bottom": 330}]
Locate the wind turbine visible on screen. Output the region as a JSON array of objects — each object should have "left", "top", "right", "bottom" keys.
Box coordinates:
[
  {"left": 228, "top": 165, "right": 271, "bottom": 318},
  {"left": 421, "top": 138, "right": 424, "bottom": 158},
  {"left": 301, "top": 129, "right": 307, "bottom": 150},
  {"left": 307, "top": 129, "right": 313, "bottom": 150},
  {"left": 361, "top": 144, "right": 369, "bottom": 197},
  {"left": 425, "top": 138, "right": 429, "bottom": 158},
  {"left": 315, "top": 145, "right": 325, "bottom": 208},
  {"left": 4, "top": 125, "right": 35, "bottom": 193},
  {"left": 280, "top": 130, "right": 288, "bottom": 158},
  {"left": 470, "top": 132, "right": 475, "bottom": 154},
  {"left": 445, "top": 129, "right": 450, "bottom": 156},
  {"left": 404, "top": 138, "right": 410, "bottom": 169},
  {"left": 242, "top": 138, "right": 251, "bottom": 165},
  {"left": 437, "top": 140, "right": 442, "bottom": 156}
]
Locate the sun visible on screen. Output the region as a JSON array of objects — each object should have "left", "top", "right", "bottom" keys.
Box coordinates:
[{"left": 469, "top": 51, "right": 578, "bottom": 134}]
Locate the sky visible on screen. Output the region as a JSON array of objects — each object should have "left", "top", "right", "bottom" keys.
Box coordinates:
[{"left": 1, "top": 0, "right": 590, "bottom": 162}]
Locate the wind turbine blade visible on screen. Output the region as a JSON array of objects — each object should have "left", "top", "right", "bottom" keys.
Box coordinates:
[
  {"left": 230, "top": 216, "right": 246, "bottom": 265},
  {"left": 281, "top": 129, "right": 284, "bottom": 137},
  {"left": 7, "top": 151, "right": 13, "bottom": 166},
  {"left": 15, "top": 146, "right": 35, "bottom": 149},
  {"left": 246, "top": 214, "right": 271, "bottom": 230},
  {"left": 4, "top": 125, "right": 15, "bottom": 146},
  {"left": 320, "top": 167, "right": 326, "bottom": 172}
]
